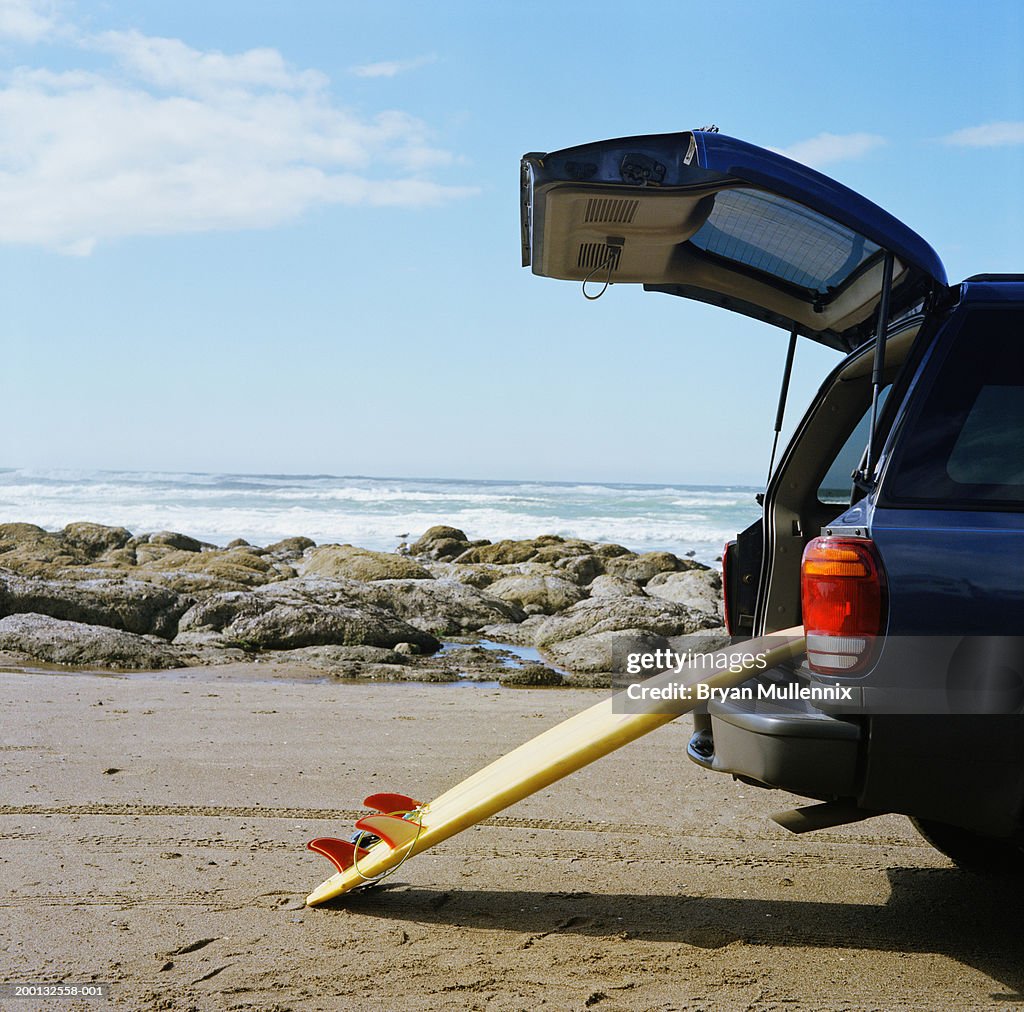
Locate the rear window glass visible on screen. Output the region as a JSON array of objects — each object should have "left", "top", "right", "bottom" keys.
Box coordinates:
[
  {"left": 885, "top": 307, "right": 1024, "bottom": 505},
  {"left": 689, "top": 188, "right": 882, "bottom": 296}
]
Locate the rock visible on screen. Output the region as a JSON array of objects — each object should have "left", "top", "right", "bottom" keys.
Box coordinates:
[
  {"left": 62, "top": 523, "right": 133, "bottom": 557},
  {"left": 407, "top": 524, "right": 471, "bottom": 557},
  {"left": 265, "top": 536, "right": 316, "bottom": 558},
  {"left": 351, "top": 664, "right": 461, "bottom": 683},
  {"left": 177, "top": 580, "right": 441, "bottom": 653},
  {"left": 432, "top": 642, "right": 569, "bottom": 683},
  {"left": 603, "top": 551, "right": 695, "bottom": 584},
  {"left": 232, "top": 602, "right": 434, "bottom": 651},
  {"left": 0, "top": 523, "right": 82, "bottom": 577},
  {"left": 423, "top": 537, "right": 470, "bottom": 561},
  {"left": 132, "top": 544, "right": 177, "bottom": 566},
  {"left": 0, "top": 573, "right": 191, "bottom": 639},
  {"left": 148, "top": 531, "right": 206, "bottom": 552},
  {"left": 483, "top": 574, "right": 585, "bottom": 616},
  {"left": 136, "top": 546, "right": 282, "bottom": 591},
  {"left": 414, "top": 643, "right": 513, "bottom": 682},
  {"left": 171, "top": 629, "right": 250, "bottom": 654},
  {"left": 0, "top": 613, "right": 185, "bottom": 669},
  {"left": 498, "top": 664, "right": 563, "bottom": 687},
  {"left": 541, "top": 629, "right": 671, "bottom": 674},
  {"left": 477, "top": 616, "right": 548, "bottom": 647},
  {"left": 535, "top": 595, "right": 720, "bottom": 648},
  {"left": 451, "top": 535, "right": 614, "bottom": 568},
  {"left": 453, "top": 539, "right": 540, "bottom": 565},
  {"left": 421, "top": 561, "right": 507, "bottom": 589},
  {"left": 666, "top": 629, "right": 733, "bottom": 657},
  {"left": 176, "top": 593, "right": 246, "bottom": 632},
  {"left": 0, "top": 524, "right": 729, "bottom": 680},
  {"left": 532, "top": 535, "right": 566, "bottom": 546},
  {"left": 0, "top": 522, "right": 50, "bottom": 543},
  {"left": 227, "top": 544, "right": 267, "bottom": 556},
  {"left": 587, "top": 574, "right": 645, "bottom": 598},
  {"left": 364, "top": 579, "right": 525, "bottom": 636},
  {"left": 645, "top": 569, "right": 724, "bottom": 621},
  {"left": 531, "top": 539, "right": 598, "bottom": 565},
  {"left": 272, "top": 644, "right": 412, "bottom": 669},
  {"left": 299, "top": 545, "right": 432, "bottom": 582},
  {"left": 592, "top": 543, "right": 633, "bottom": 559},
  {"left": 554, "top": 554, "right": 604, "bottom": 586},
  {"left": 100, "top": 547, "right": 138, "bottom": 567},
  {"left": 408, "top": 527, "right": 478, "bottom": 561}
]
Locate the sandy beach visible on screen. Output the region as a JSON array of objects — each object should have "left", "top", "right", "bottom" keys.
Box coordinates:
[{"left": 3, "top": 662, "right": 1022, "bottom": 1012}]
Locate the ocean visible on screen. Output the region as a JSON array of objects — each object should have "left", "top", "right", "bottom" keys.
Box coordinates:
[{"left": 0, "top": 469, "right": 763, "bottom": 568}]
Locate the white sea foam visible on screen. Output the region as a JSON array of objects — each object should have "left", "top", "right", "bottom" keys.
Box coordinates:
[{"left": 0, "top": 468, "right": 761, "bottom": 566}]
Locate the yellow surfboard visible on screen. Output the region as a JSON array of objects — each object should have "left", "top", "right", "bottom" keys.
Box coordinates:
[{"left": 306, "top": 627, "right": 805, "bottom": 905}]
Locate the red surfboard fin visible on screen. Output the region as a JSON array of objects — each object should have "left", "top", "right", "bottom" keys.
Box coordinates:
[
  {"left": 306, "top": 837, "right": 370, "bottom": 875},
  {"left": 363, "top": 792, "right": 421, "bottom": 814}
]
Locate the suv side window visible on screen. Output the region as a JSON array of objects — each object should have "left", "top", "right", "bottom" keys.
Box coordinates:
[
  {"left": 884, "top": 307, "right": 1024, "bottom": 506},
  {"left": 818, "top": 386, "right": 890, "bottom": 504}
]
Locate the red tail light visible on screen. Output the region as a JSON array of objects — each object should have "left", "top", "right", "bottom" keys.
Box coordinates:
[{"left": 801, "top": 536, "right": 886, "bottom": 674}]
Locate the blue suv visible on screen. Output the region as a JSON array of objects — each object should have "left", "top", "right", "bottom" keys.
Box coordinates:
[{"left": 521, "top": 130, "right": 1024, "bottom": 872}]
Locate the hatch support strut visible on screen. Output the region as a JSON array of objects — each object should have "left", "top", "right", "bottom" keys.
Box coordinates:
[
  {"left": 861, "top": 251, "right": 895, "bottom": 484},
  {"left": 766, "top": 324, "right": 798, "bottom": 486}
]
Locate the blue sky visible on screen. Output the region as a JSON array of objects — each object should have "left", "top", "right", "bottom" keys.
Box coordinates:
[{"left": 1, "top": 0, "right": 1021, "bottom": 484}]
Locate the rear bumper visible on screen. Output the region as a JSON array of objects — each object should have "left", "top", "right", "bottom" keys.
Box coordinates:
[
  {"left": 687, "top": 675, "right": 863, "bottom": 801},
  {"left": 688, "top": 674, "right": 1024, "bottom": 835}
]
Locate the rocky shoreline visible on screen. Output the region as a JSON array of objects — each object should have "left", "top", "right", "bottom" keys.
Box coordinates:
[{"left": 0, "top": 522, "right": 725, "bottom": 686}]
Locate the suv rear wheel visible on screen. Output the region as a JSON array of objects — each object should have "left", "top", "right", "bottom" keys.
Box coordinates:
[{"left": 912, "top": 817, "right": 1024, "bottom": 876}]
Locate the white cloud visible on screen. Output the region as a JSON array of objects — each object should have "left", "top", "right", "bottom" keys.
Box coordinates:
[
  {"left": 350, "top": 54, "right": 436, "bottom": 79},
  {"left": 93, "top": 30, "right": 329, "bottom": 95},
  {"left": 0, "top": 0, "right": 57, "bottom": 43},
  {"left": 0, "top": 25, "right": 472, "bottom": 253},
  {"left": 942, "top": 121, "right": 1024, "bottom": 147},
  {"left": 774, "top": 132, "right": 886, "bottom": 169}
]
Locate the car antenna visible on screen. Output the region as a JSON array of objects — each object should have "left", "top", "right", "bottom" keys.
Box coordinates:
[
  {"left": 857, "top": 250, "right": 895, "bottom": 488},
  {"left": 766, "top": 324, "right": 799, "bottom": 488}
]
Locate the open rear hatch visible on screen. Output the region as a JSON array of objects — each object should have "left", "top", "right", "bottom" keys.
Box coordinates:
[{"left": 521, "top": 131, "right": 946, "bottom": 352}]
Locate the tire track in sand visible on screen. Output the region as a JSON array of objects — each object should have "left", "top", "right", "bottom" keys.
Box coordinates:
[{"left": 0, "top": 802, "right": 922, "bottom": 848}]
